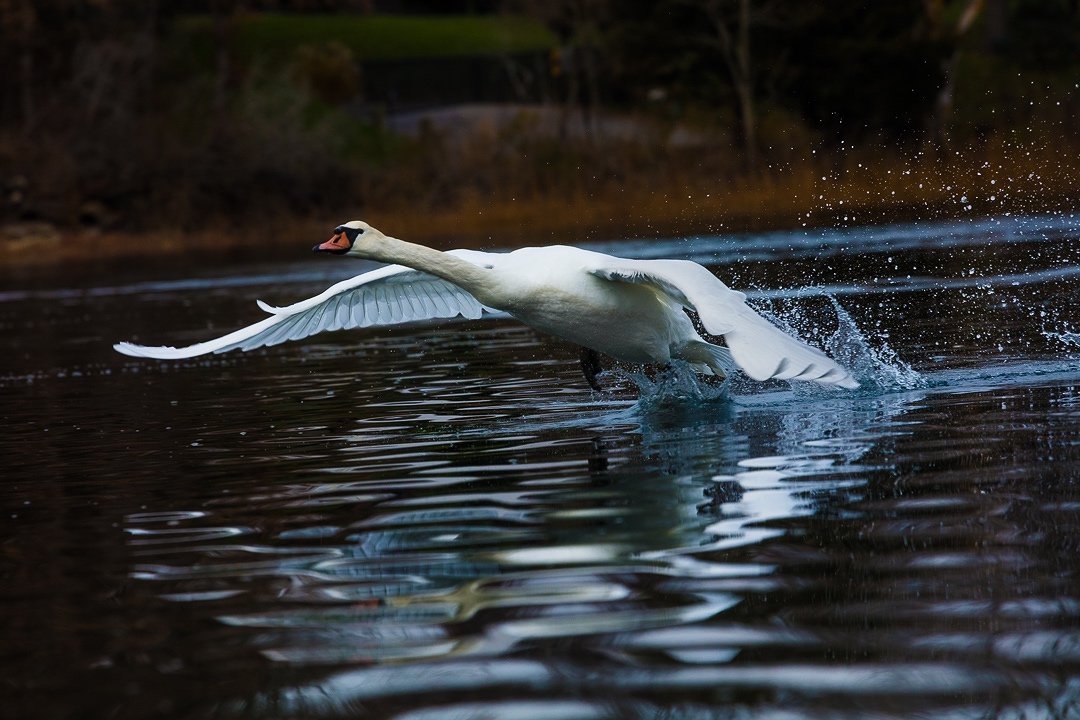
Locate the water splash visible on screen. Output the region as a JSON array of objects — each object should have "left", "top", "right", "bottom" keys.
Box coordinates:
[
  {"left": 823, "top": 297, "right": 926, "bottom": 393},
  {"left": 1041, "top": 318, "right": 1080, "bottom": 353},
  {"left": 608, "top": 293, "right": 923, "bottom": 408},
  {"left": 623, "top": 362, "right": 731, "bottom": 408},
  {"left": 1051, "top": 331, "right": 1080, "bottom": 349},
  {"left": 754, "top": 294, "right": 925, "bottom": 395}
]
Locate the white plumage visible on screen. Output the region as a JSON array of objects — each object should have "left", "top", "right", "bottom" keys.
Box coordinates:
[{"left": 115, "top": 221, "right": 858, "bottom": 389}]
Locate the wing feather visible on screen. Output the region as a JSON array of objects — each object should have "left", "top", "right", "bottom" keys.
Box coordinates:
[
  {"left": 348, "top": 292, "right": 365, "bottom": 327},
  {"left": 387, "top": 285, "right": 404, "bottom": 324},
  {"left": 362, "top": 289, "right": 379, "bottom": 327},
  {"left": 440, "top": 287, "right": 464, "bottom": 316},
  {"left": 321, "top": 295, "right": 341, "bottom": 332},
  {"left": 333, "top": 294, "right": 350, "bottom": 329},
  {"left": 114, "top": 251, "right": 502, "bottom": 360},
  {"left": 419, "top": 282, "right": 443, "bottom": 315},
  {"left": 399, "top": 283, "right": 423, "bottom": 318},
  {"left": 300, "top": 299, "right": 329, "bottom": 338},
  {"left": 263, "top": 313, "right": 304, "bottom": 348},
  {"left": 423, "top": 281, "right": 450, "bottom": 315},
  {"left": 587, "top": 257, "right": 858, "bottom": 389},
  {"left": 389, "top": 287, "right": 406, "bottom": 323}
]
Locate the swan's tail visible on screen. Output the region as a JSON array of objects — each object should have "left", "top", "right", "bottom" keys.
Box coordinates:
[{"left": 722, "top": 306, "right": 859, "bottom": 389}]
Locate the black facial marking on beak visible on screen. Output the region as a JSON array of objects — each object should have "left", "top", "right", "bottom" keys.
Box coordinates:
[{"left": 314, "top": 224, "right": 365, "bottom": 254}]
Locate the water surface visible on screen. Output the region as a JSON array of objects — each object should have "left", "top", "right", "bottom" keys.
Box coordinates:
[{"left": 3, "top": 215, "right": 1080, "bottom": 719}]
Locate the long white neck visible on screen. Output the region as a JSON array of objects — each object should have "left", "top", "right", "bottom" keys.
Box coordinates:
[{"left": 368, "top": 235, "right": 504, "bottom": 307}]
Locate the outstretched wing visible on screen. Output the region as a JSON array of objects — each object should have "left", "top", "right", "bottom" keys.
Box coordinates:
[
  {"left": 115, "top": 250, "right": 499, "bottom": 360},
  {"left": 588, "top": 258, "right": 859, "bottom": 389}
]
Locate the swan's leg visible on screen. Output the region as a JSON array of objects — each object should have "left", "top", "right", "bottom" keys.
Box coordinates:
[{"left": 579, "top": 346, "right": 604, "bottom": 391}]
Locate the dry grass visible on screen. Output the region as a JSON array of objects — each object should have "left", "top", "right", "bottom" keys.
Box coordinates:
[
  {"left": 3, "top": 130, "right": 1075, "bottom": 269},
  {"left": 376, "top": 134, "right": 1079, "bottom": 244}
]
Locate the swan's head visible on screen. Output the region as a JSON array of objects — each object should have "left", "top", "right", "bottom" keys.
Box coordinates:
[{"left": 313, "top": 220, "right": 384, "bottom": 256}]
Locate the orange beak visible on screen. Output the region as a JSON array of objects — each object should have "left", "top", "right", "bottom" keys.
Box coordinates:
[{"left": 313, "top": 232, "right": 351, "bottom": 254}]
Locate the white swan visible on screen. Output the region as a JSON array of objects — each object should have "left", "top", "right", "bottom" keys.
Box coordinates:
[{"left": 114, "top": 220, "right": 859, "bottom": 389}]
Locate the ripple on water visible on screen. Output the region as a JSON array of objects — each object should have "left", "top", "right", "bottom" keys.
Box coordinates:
[
  {"left": 82, "top": 354, "right": 1080, "bottom": 717},
  {"left": 7, "top": 216, "right": 1080, "bottom": 719}
]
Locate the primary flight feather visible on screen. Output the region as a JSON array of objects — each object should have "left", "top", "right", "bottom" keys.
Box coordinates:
[{"left": 115, "top": 220, "right": 859, "bottom": 390}]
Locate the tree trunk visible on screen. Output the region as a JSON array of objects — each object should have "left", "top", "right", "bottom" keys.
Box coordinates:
[
  {"left": 706, "top": 0, "right": 757, "bottom": 173},
  {"left": 928, "top": 0, "right": 985, "bottom": 156},
  {"left": 734, "top": 0, "right": 755, "bottom": 172},
  {"left": 212, "top": 0, "right": 237, "bottom": 119},
  {"left": 735, "top": 75, "right": 756, "bottom": 172},
  {"left": 16, "top": 0, "right": 36, "bottom": 132}
]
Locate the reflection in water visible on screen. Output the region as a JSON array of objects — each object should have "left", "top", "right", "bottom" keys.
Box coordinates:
[
  {"left": 120, "top": 356, "right": 1080, "bottom": 717},
  {"left": 3, "top": 215, "right": 1080, "bottom": 719},
  {"left": 168, "top": 370, "right": 1076, "bottom": 719},
  {"left": 146, "top": 380, "right": 969, "bottom": 717}
]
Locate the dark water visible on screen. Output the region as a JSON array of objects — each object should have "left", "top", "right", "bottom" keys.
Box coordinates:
[{"left": 3, "top": 215, "right": 1080, "bottom": 719}]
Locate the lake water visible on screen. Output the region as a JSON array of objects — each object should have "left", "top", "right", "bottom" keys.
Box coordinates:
[{"left": 3, "top": 215, "right": 1079, "bottom": 719}]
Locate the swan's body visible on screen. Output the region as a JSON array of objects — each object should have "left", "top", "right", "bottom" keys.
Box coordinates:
[{"left": 115, "top": 221, "right": 859, "bottom": 389}]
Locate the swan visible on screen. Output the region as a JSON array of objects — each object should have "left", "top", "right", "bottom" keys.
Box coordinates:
[{"left": 114, "top": 220, "right": 859, "bottom": 389}]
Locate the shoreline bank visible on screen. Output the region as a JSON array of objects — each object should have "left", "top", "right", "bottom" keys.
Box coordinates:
[{"left": 2, "top": 180, "right": 1075, "bottom": 271}]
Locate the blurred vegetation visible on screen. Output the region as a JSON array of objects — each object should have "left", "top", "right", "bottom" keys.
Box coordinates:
[
  {"left": 0, "top": 0, "right": 1077, "bottom": 251},
  {"left": 175, "top": 13, "right": 557, "bottom": 63}
]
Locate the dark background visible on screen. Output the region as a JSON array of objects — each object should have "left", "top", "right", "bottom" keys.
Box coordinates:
[{"left": 1, "top": 0, "right": 1078, "bottom": 252}]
